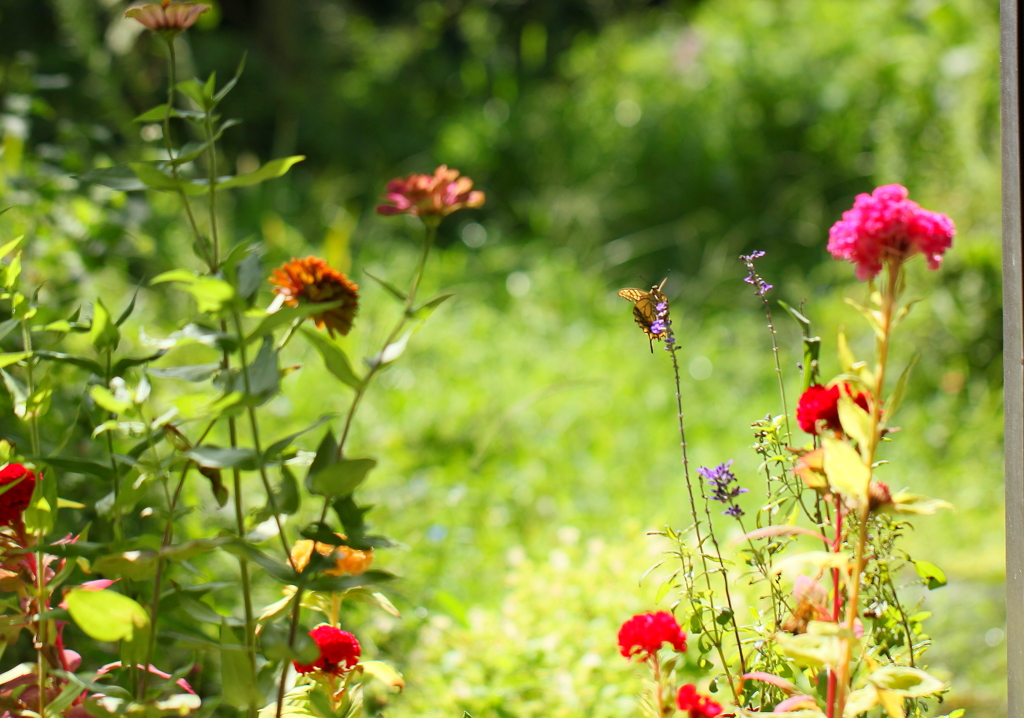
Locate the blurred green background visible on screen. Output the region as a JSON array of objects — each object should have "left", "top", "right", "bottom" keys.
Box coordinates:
[{"left": 0, "top": 0, "right": 1004, "bottom": 716}]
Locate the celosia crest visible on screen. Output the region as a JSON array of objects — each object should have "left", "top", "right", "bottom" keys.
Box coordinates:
[
  {"left": 827, "top": 184, "right": 954, "bottom": 281},
  {"left": 617, "top": 611, "right": 687, "bottom": 660},
  {"left": 293, "top": 625, "right": 361, "bottom": 675}
]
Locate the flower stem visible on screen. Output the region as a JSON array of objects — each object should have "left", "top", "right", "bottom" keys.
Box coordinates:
[
  {"left": 833, "top": 262, "right": 900, "bottom": 716},
  {"left": 666, "top": 341, "right": 741, "bottom": 701}
]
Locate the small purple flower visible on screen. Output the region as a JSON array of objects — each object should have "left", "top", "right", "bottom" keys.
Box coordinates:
[
  {"left": 698, "top": 460, "right": 748, "bottom": 517},
  {"left": 740, "top": 251, "right": 773, "bottom": 297},
  {"left": 650, "top": 319, "right": 667, "bottom": 335}
]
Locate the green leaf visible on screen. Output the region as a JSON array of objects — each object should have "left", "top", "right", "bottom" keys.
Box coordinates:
[
  {"left": 34, "top": 350, "right": 104, "bottom": 376},
  {"left": 366, "top": 330, "right": 412, "bottom": 369},
  {"left": 217, "top": 155, "right": 305, "bottom": 189},
  {"left": 359, "top": 661, "right": 404, "bottom": 691},
  {"left": 175, "top": 78, "right": 208, "bottom": 109},
  {"left": 410, "top": 293, "right": 454, "bottom": 319},
  {"left": 776, "top": 632, "right": 843, "bottom": 671},
  {"left": 0, "top": 235, "right": 24, "bottom": 262},
  {"left": 0, "top": 351, "right": 30, "bottom": 369},
  {"left": 111, "top": 350, "right": 168, "bottom": 377},
  {"left": 836, "top": 392, "right": 872, "bottom": 448},
  {"left": 261, "top": 416, "right": 335, "bottom": 465},
  {"left": 0, "top": 369, "right": 28, "bottom": 418},
  {"left": 304, "top": 570, "right": 396, "bottom": 593},
  {"left": 236, "top": 250, "right": 263, "bottom": 303},
  {"left": 0, "top": 318, "right": 19, "bottom": 343},
  {"left": 129, "top": 161, "right": 207, "bottom": 195},
  {"left": 837, "top": 327, "right": 855, "bottom": 373},
  {"left": 308, "top": 458, "right": 377, "bottom": 497},
  {"left": 185, "top": 277, "right": 237, "bottom": 314},
  {"left": 88, "top": 299, "right": 120, "bottom": 352},
  {"left": 90, "top": 385, "right": 133, "bottom": 415},
  {"left": 300, "top": 327, "right": 362, "bottom": 389},
  {"left": 885, "top": 354, "right": 920, "bottom": 422},
  {"left": 214, "top": 52, "right": 247, "bottom": 103},
  {"left": 149, "top": 363, "right": 220, "bottom": 382},
  {"left": 220, "top": 621, "right": 262, "bottom": 709},
  {"left": 252, "top": 466, "right": 300, "bottom": 523},
  {"left": 28, "top": 455, "right": 115, "bottom": 481},
  {"left": 913, "top": 560, "right": 947, "bottom": 590},
  {"left": 152, "top": 269, "right": 199, "bottom": 285},
  {"left": 363, "top": 270, "right": 407, "bottom": 303},
  {"left": 822, "top": 436, "right": 869, "bottom": 501},
  {"left": 65, "top": 588, "right": 149, "bottom": 642},
  {"left": 90, "top": 551, "right": 158, "bottom": 581},
  {"left": 237, "top": 337, "right": 279, "bottom": 403},
  {"left": 76, "top": 164, "right": 149, "bottom": 192},
  {"left": 247, "top": 301, "right": 344, "bottom": 345},
  {"left": 187, "top": 446, "right": 259, "bottom": 470},
  {"left": 868, "top": 666, "right": 946, "bottom": 697},
  {"left": 115, "top": 284, "right": 143, "bottom": 327}
]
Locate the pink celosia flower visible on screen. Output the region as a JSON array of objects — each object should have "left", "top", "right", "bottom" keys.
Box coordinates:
[
  {"left": 376, "top": 165, "right": 485, "bottom": 219},
  {"left": 676, "top": 684, "right": 723, "bottom": 718},
  {"left": 827, "top": 184, "right": 955, "bottom": 281},
  {"left": 125, "top": 0, "right": 209, "bottom": 33},
  {"left": 617, "top": 611, "right": 687, "bottom": 660}
]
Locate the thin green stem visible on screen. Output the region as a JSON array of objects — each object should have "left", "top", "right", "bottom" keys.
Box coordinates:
[
  {"left": 139, "top": 418, "right": 217, "bottom": 699},
  {"left": 104, "top": 351, "right": 124, "bottom": 545},
  {"left": 22, "top": 321, "right": 46, "bottom": 716},
  {"left": 275, "top": 587, "right": 305, "bottom": 718},
  {"left": 666, "top": 340, "right": 740, "bottom": 702}
]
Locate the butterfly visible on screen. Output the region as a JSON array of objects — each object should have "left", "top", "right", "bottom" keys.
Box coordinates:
[{"left": 617, "top": 278, "right": 668, "bottom": 352}]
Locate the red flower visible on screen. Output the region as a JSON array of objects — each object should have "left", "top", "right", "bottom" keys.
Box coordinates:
[
  {"left": 676, "top": 684, "right": 723, "bottom": 718},
  {"left": 293, "top": 625, "right": 360, "bottom": 676},
  {"left": 0, "top": 464, "right": 36, "bottom": 528},
  {"left": 617, "top": 611, "right": 687, "bottom": 660},
  {"left": 827, "top": 184, "right": 955, "bottom": 281},
  {"left": 795, "top": 383, "right": 870, "bottom": 436},
  {"left": 269, "top": 257, "right": 360, "bottom": 337},
  {"left": 376, "top": 165, "right": 485, "bottom": 219}
]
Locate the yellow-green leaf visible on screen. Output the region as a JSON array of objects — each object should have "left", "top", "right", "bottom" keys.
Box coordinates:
[{"left": 66, "top": 588, "right": 149, "bottom": 642}]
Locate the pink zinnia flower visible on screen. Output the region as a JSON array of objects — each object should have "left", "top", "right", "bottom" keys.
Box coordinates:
[
  {"left": 676, "top": 684, "right": 723, "bottom": 718},
  {"left": 293, "top": 625, "right": 361, "bottom": 676},
  {"left": 376, "top": 165, "right": 485, "bottom": 219},
  {"left": 125, "top": 0, "right": 209, "bottom": 32},
  {"left": 617, "top": 611, "right": 687, "bottom": 660},
  {"left": 827, "top": 184, "right": 955, "bottom": 281}
]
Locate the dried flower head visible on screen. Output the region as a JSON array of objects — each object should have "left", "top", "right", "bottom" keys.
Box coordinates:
[
  {"left": 293, "top": 625, "right": 361, "bottom": 675},
  {"left": 270, "top": 257, "right": 359, "bottom": 337},
  {"left": 617, "top": 611, "right": 687, "bottom": 660},
  {"left": 796, "top": 383, "right": 870, "bottom": 436},
  {"left": 827, "top": 184, "right": 955, "bottom": 281},
  {"left": 376, "top": 165, "right": 485, "bottom": 219},
  {"left": 125, "top": 0, "right": 209, "bottom": 33},
  {"left": 290, "top": 537, "right": 374, "bottom": 577},
  {"left": 676, "top": 684, "right": 723, "bottom": 718},
  {"left": 0, "top": 464, "right": 36, "bottom": 528}
]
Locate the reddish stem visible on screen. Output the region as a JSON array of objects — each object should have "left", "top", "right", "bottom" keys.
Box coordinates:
[{"left": 825, "top": 496, "right": 844, "bottom": 718}]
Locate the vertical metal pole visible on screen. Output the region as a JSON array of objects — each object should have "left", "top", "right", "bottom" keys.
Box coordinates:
[{"left": 1003, "top": 0, "right": 1023, "bottom": 714}]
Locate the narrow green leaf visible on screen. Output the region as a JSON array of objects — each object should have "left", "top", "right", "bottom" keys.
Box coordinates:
[
  {"left": 88, "top": 299, "right": 120, "bottom": 352},
  {"left": 187, "top": 446, "right": 259, "bottom": 470},
  {"left": 363, "top": 270, "right": 407, "bottom": 303},
  {"left": 0, "top": 352, "right": 30, "bottom": 369},
  {"left": 410, "top": 293, "right": 454, "bottom": 319},
  {"left": 149, "top": 363, "right": 220, "bottom": 382},
  {"left": 885, "top": 353, "right": 920, "bottom": 422},
  {"left": 247, "top": 301, "right": 343, "bottom": 345},
  {"left": 220, "top": 621, "right": 261, "bottom": 709},
  {"left": 216, "top": 155, "right": 305, "bottom": 189},
  {"left": 76, "top": 164, "right": 149, "bottom": 192},
  {"left": 34, "top": 350, "right": 104, "bottom": 376}
]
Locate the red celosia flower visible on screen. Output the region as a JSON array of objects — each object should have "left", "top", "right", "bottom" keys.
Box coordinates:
[
  {"left": 269, "top": 257, "right": 359, "bottom": 337},
  {"left": 0, "top": 464, "right": 36, "bottom": 528},
  {"left": 617, "top": 611, "right": 687, "bottom": 660},
  {"left": 676, "top": 684, "right": 723, "bottom": 718},
  {"left": 124, "top": 0, "right": 209, "bottom": 32},
  {"left": 292, "top": 625, "right": 361, "bottom": 676},
  {"left": 796, "top": 383, "right": 870, "bottom": 436},
  {"left": 827, "top": 184, "right": 955, "bottom": 281},
  {"left": 376, "top": 165, "right": 485, "bottom": 219}
]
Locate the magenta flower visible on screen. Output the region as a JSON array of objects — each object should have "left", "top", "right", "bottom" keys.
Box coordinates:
[
  {"left": 376, "top": 165, "right": 485, "bottom": 219},
  {"left": 827, "top": 184, "right": 955, "bottom": 281}
]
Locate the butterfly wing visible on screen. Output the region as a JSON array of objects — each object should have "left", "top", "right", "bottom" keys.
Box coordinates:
[
  {"left": 619, "top": 284, "right": 669, "bottom": 352},
  {"left": 617, "top": 288, "right": 648, "bottom": 302}
]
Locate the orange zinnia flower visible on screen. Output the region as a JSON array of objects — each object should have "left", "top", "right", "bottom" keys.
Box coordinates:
[
  {"left": 125, "top": 0, "right": 209, "bottom": 32},
  {"left": 376, "top": 165, "right": 485, "bottom": 219},
  {"left": 269, "top": 257, "right": 359, "bottom": 337},
  {"left": 290, "top": 537, "right": 374, "bottom": 577}
]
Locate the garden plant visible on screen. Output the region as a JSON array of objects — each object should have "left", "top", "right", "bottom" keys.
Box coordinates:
[
  {"left": 617, "top": 186, "right": 964, "bottom": 718},
  {"left": 0, "top": 2, "right": 483, "bottom": 716}
]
